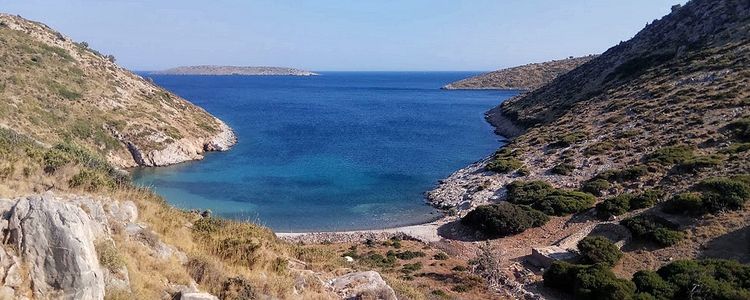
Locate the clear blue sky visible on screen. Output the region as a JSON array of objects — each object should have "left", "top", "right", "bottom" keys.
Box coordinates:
[{"left": 2, "top": 0, "right": 686, "bottom": 71}]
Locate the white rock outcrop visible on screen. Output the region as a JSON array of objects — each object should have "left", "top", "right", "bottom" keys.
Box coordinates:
[
  {"left": 329, "top": 271, "right": 397, "bottom": 300},
  {"left": 7, "top": 194, "right": 105, "bottom": 300}
]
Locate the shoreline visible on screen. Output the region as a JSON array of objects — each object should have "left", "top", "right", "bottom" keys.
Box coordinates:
[{"left": 275, "top": 217, "right": 450, "bottom": 244}]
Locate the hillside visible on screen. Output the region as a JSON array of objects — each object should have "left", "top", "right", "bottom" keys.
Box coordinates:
[
  {"left": 0, "top": 14, "right": 236, "bottom": 168},
  {"left": 442, "top": 55, "right": 595, "bottom": 90},
  {"left": 153, "top": 66, "right": 318, "bottom": 76},
  {"left": 430, "top": 0, "right": 750, "bottom": 298}
]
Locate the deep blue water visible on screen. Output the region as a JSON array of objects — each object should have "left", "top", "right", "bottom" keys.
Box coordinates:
[{"left": 131, "top": 72, "right": 516, "bottom": 232}]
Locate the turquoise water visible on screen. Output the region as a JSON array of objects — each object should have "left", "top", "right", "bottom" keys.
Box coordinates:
[{"left": 132, "top": 72, "right": 516, "bottom": 232}]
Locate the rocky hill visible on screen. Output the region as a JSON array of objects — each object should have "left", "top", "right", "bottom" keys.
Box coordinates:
[
  {"left": 153, "top": 66, "right": 318, "bottom": 76},
  {"left": 430, "top": 0, "right": 750, "bottom": 297},
  {"left": 0, "top": 14, "right": 236, "bottom": 168},
  {"left": 442, "top": 56, "right": 595, "bottom": 90}
]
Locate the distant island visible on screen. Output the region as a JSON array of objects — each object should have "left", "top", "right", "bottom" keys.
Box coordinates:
[
  {"left": 442, "top": 55, "right": 596, "bottom": 90},
  {"left": 153, "top": 65, "right": 319, "bottom": 76}
]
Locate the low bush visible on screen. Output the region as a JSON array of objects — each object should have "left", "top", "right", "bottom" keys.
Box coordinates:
[
  {"left": 486, "top": 148, "right": 523, "bottom": 173},
  {"left": 621, "top": 215, "right": 683, "bottom": 246},
  {"left": 551, "top": 163, "right": 575, "bottom": 175},
  {"left": 650, "top": 259, "right": 750, "bottom": 299},
  {"left": 630, "top": 189, "right": 663, "bottom": 209},
  {"left": 394, "top": 251, "right": 426, "bottom": 260},
  {"left": 631, "top": 270, "right": 676, "bottom": 300},
  {"left": 433, "top": 252, "right": 449, "bottom": 260},
  {"left": 727, "top": 118, "right": 750, "bottom": 142},
  {"left": 577, "top": 236, "right": 623, "bottom": 267},
  {"left": 401, "top": 262, "right": 422, "bottom": 273},
  {"left": 548, "top": 132, "right": 587, "bottom": 149},
  {"left": 595, "top": 166, "right": 649, "bottom": 183},
  {"left": 584, "top": 141, "right": 615, "bottom": 156},
  {"left": 596, "top": 194, "right": 633, "bottom": 219},
  {"left": 663, "top": 177, "right": 750, "bottom": 215},
  {"left": 646, "top": 145, "right": 694, "bottom": 165},
  {"left": 506, "top": 181, "right": 554, "bottom": 205},
  {"left": 461, "top": 202, "right": 549, "bottom": 238},
  {"left": 532, "top": 190, "right": 595, "bottom": 216},
  {"left": 544, "top": 262, "right": 636, "bottom": 299},
  {"left": 581, "top": 179, "right": 611, "bottom": 196},
  {"left": 95, "top": 240, "right": 125, "bottom": 271},
  {"left": 68, "top": 169, "right": 115, "bottom": 191},
  {"left": 674, "top": 154, "right": 723, "bottom": 173}
]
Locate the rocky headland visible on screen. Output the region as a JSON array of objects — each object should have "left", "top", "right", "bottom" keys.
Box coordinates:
[
  {"left": 153, "top": 66, "right": 318, "bottom": 76},
  {"left": 442, "top": 55, "right": 596, "bottom": 90}
]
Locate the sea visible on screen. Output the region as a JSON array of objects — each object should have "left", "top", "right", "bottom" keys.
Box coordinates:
[{"left": 131, "top": 72, "right": 517, "bottom": 232}]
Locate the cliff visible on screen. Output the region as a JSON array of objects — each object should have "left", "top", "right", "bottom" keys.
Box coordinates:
[
  {"left": 442, "top": 55, "right": 595, "bottom": 90},
  {"left": 0, "top": 14, "right": 236, "bottom": 168},
  {"left": 153, "top": 66, "right": 318, "bottom": 76},
  {"left": 430, "top": 0, "right": 750, "bottom": 295}
]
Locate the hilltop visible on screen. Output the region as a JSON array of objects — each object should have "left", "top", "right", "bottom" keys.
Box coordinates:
[
  {"left": 429, "top": 0, "right": 750, "bottom": 298},
  {"left": 153, "top": 66, "right": 318, "bottom": 76},
  {"left": 0, "top": 14, "right": 236, "bottom": 168},
  {"left": 442, "top": 55, "right": 595, "bottom": 90}
]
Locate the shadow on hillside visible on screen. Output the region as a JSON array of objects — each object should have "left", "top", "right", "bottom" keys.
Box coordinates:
[
  {"left": 436, "top": 220, "right": 485, "bottom": 242},
  {"left": 700, "top": 226, "right": 750, "bottom": 263}
]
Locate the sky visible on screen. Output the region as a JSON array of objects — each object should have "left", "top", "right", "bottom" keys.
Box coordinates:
[{"left": 1, "top": 0, "right": 687, "bottom": 71}]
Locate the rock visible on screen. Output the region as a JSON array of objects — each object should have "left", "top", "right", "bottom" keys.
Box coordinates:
[
  {"left": 107, "top": 201, "right": 138, "bottom": 223},
  {"left": 180, "top": 292, "right": 219, "bottom": 300},
  {"left": 329, "top": 271, "right": 397, "bottom": 300},
  {"left": 8, "top": 195, "right": 105, "bottom": 300},
  {"left": 527, "top": 246, "right": 576, "bottom": 268}
]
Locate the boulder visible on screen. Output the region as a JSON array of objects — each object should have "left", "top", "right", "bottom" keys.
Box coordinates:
[
  {"left": 329, "top": 271, "right": 397, "bottom": 300},
  {"left": 527, "top": 246, "right": 576, "bottom": 268},
  {"left": 8, "top": 195, "right": 105, "bottom": 300},
  {"left": 180, "top": 292, "right": 219, "bottom": 300}
]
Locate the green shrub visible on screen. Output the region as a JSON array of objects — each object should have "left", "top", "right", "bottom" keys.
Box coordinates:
[
  {"left": 662, "top": 192, "right": 705, "bottom": 215},
  {"left": 543, "top": 261, "right": 581, "bottom": 291},
  {"left": 595, "top": 166, "right": 649, "bottom": 182},
  {"left": 551, "top": 163, "right": 575, "bottom": 175},
  {"left": 394, "top": 251, "right": 425, "bottom": 260},
  {"left": 727, "top": 118, "right": 750, "bottom": 142},
  {"left": 581, "top": 179, "right": 611, "bottom": 196},
  {"left": 596, "top": 194, "right": 633, "bottom": 219},
  {"left": 655, "top": 259, "right": 750, "bottom": 300},
  {"left": 548, "top": 132, "right": 587, "bottom": 149},
  {"left": 401, "top": 262, "right": 422, "bottom": 273},
  {"left": 578, "top": 236, "right": 623, "bottom": 267},
  {"left": 722, "top": 142, "right": 750, "bottom": 154},
  {"left": 486, "top": 148, "right": 523, "bottom": 173},
  {"left": 544, "top": 262, "right": 636, "bottom": 299},
  {"left": 674, "top": 154, "right": 723, "bottom": 173},
  {"left": 461, "top": 203, "right": 549, "bottom": 238},
  {"left": 646, "top": 145, "right": 694, "bottom": 165},
  {"left": 630, "top": 189, "right": 663, "bottom": 209},
  {"left": 697, "top": 177, "right": 750, "bottom": 212},
  {"left": 574, "top": 264, "right": 636, "bottom": 300},
  {"left": 532, "top": 190, "right": 595, "bottom": 216},
  {"left": 584, "top": 142, "right": 615, "bottom": 156},
  {"left": 486, "top": 157, "right": 522, "bottom": 173},
  {"left": 664, "top": 177, "right": 750, "bottom": 215},
  {"left": 621, "top": 216, "right": 683, "bottom": 247},
  {"left": 632, "top": 270, "right": 676, "bottom": 300},
  {"left": 361, "top": 252, "right": 397, "bottom": 268},
  {"left": 506, "top": 180, "right": 554, "bottom": 205},
  {"left": 433, "top": 252, "right": 449, "bottom": 260},
  {"left": 68, "top": 169, "right": 115, "bottom": 191}
]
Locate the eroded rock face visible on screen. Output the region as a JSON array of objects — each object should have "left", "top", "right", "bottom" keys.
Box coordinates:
[
  {"left": 329, "top": 271, "right": 397, "bottom": 300},
  {"left": 8, "top": 194, "right": 105, "bottom": 300}
]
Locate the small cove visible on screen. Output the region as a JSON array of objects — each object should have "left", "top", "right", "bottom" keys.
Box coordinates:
[{"left": 132, "top": 72, "right": 517, "bottom": 232}]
